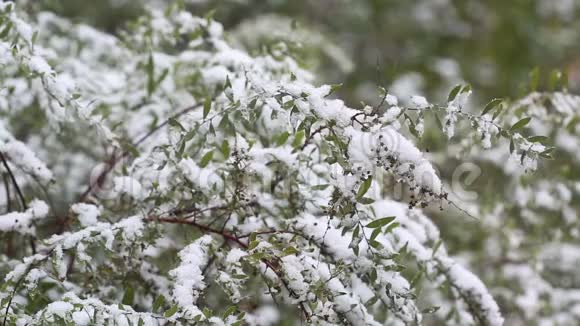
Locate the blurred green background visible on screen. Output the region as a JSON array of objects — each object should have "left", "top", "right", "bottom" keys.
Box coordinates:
[{"left": 35, "top": 0, "right": 580, "bottom": 107}]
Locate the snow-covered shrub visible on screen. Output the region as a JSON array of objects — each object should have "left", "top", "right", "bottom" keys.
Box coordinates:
[{"left": 0, "top": 1, "right": 578, "bottom": 325}]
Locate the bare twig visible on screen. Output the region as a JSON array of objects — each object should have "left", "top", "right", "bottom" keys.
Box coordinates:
[
  {"left": 0, "top": 152, "right": 27, "bottom": 210},
  {"left": 300, "top": 125, "right": 328, "bottom": 150},
  {"left": 2, "top": 173, "right": 11, "bottom": 213},
  {"left": 0, "top": 152, "right": 36, "bottom": 254}
]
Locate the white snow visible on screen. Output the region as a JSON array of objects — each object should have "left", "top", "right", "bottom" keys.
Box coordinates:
[
  {"left": 0, "top": 199, "right": 49, "bottom": 234},
  {"left": 71, "top": 203, "right": 100, "bottom": 227},
  {"left": 45, "top": 301, "right": 74, "bottom": 318},
  {"left": 113, "top": 176, "right": 145, "bottom": 200}
]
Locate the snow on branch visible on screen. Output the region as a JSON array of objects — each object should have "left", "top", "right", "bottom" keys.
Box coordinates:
[
  {"left": 1, "top": 1, "right": 566, "bottom": 325},
  {"left": 0, "top": 199, "right": 48, "bottom": 234}
]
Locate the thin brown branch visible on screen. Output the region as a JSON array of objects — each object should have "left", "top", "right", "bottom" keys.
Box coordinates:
[
  {"left": 0, "top": 152, "right": 36, "bottom": 254},
  {"left": 0, "top": 152, "right": 27, "bottom": 210},
  {"left": 3, "top": 173, "right": 11, "bottom": 213},
  {"left": 300, "top": 125, "right": 328, "bottom": 150}
]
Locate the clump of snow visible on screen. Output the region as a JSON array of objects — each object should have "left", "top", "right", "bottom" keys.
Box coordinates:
[
  {"left": 28, "top": 55, "right": 53, "bottom": 75},
  {"left": 0, "top": 199, "right": 49, "bottom": 234},
  {"left": 0, "top": 122, "right": 54, "bottom": 184},
  {"left": 113, "top": 176, "right": 145, "bottom": 200},
  {"left": 45, "top": 301, "right": 74, "bottom": 319},
  {"left": 169, "top": 235, "right": 214, "bottom": 320},
  {"left": 437, "top": 256, "right": 504, "bottom": 326},
  {"left": 410, "top": 95, "right": 429, "bottom": 109},
  {"left": 245, "top": 306, "right": 280, "bottom": 326},
  {"left": 71, "top": 203, "right": 100, "bottom": 227}
]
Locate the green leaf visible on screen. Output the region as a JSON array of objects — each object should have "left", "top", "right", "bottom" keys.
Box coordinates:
[
  {"left": 146, "top": 53, "right": 155, "bottom": 96},
  {"left": 561, "top": 70, "right": 569, "bottom": 90},
  {"left": 366, "top": 216, "right": 395, "bottom": 228},
  {"left": 492, "top": 104, "right": 504, "bottom": 120},
  {"left": 31, "top": 30, "right": 38, "bottom": 47},
  {"left": 539, "top": 147, "right": 555, "bottom": 159},
  {"left": 247, "top": 98, "right": 258, "bottom": 111},
  {"left": 528, "top": 135, "right": 548, "bottom": 143},
  {"left": 422, "top": 306, "right": 440, "bottom": 314},
  {"left": 378, "top": 86, "right": 387, "bottom": 97},
  {"left": 370, "top": 227, "right": 381, "bottom": 241},
  {"left": 283, "top": 99, "right": 294, "bottom": 110},
  {"left": 225, "top": 75, "right": 232, "bottom": 89},
  {"left": 566, "top": 116, "right": 580, "bottom": 132},
  {"left": 184, "top": 129, "right": 196, "bottom": 142},
  {"left": 204, "top": 9, "right": 217, "bottom": 22},
  {"left": 221, "top": 140, "right": 230, "bottom": 158},
  {"left": 366, "top": 296, "right": 379, "bottom": 306},
  {"left": 292, "top": 130, "right": 305, "bottom": 148},
  {"left": 200, "top": 150, "right": 213, "bottom": 167},
  {"left": 168, "top": 118, "right": 184, "bottom": 131},
  {"left": 529, "top": 67, "right": 540, "bottom": 91},
  {"left": 153, "top": 295, "right": 165, "bottom": 313},
  {"left": 223, "top": 305, "right": 237, "bottom": 319},
  {"left": 352, "top": 244, "right": 360, "bottom": 256},
  {"left": 122, "top": 285, "right": 134, "bottom": 306},
  {"left": 125, "top": 144, "right": 140, "bottom": 157},
  {"left": 281, "top": 246, "right": 299, "bottom": 257},
  {"left": 203, "top": 96, "right": 211, "bottom": 119},
  {"left": 461, "top": 84, "right": 471, "bottom": 94},
  {"left": 218, "top": 114, "right": 231, "bottom": 131},
  {"left": 357, "top": 197, "right": 375, "bottom": 205},
  {"left": 509, "top": 138, "right": 515, "bottom": 154},
  {"left": 432, "top": 111, "right": 443, "bottom": 129},
  {"left": 156, "top": 160, "right": 167, "bottom": 171},
  {"left": 447, "top": 84, "right": 462, "bottom": 102},
  {"left": 153, "top": 68, "right": 169, "bottom": 92},
  {"left": 248, "top": 240, "right": 259, "bottom": 250},
  {"left": 410, "top": 271, "right": 423, "bottom": 289},
  {"left": 549, "top": 69, "right": 562, "bottom": 91},
  {"left": 384, "top": 222, "right": 400, "bottom": 234},
  {"left": 510, "top": 117, "right": 531, "bottom": 131},
  {"left": 0, "top": 22, "right": 12, "bottom": 39},
  {"left": 164, "top": 304, "right": 179, "bottom": 318},
  {"left": 276, "top": 131, "right": 290, "bottom": 146},
  {"left": 203, "top": 307, "right": 212, "bottom": 318},
  {"left": 431, "top": 239, "right": 443, "bottom": 257},
  {"left": 356, "top": 177, "right": 372, "bottom": 199},
  {"left": 481, "top": 98, "right": 502, "bottom": 116},
  {"left": 311, "top": 184, "right": 329, "bottom": 191},
  {"left": 369, "top": 268, "right": 378, "bottom": 283},
  {"left": 541, "top": 147, "right": 555, "bottom": 155},
  {"left": 328, "top": 83, "right": 343, "bottom": 96},
  {"left": 352, "top": 225, "right": 360, "bottom": 239},
  {"left": 388, "top": 264, "right": 406, "bottom": 272},
  {"left": 177, "top": 141, "right": 189, "bottom": 160}
]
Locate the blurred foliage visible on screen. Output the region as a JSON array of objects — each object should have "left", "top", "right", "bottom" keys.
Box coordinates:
[
  {"left": 36, "top": 0, "right": 580, "bottom": 105},
  {"left": 189, "top": 0, "right": 580, "bottom": 102}
]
